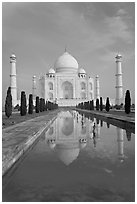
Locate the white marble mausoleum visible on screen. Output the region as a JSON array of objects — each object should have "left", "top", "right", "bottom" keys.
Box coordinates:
[{"left": 39, "top": 51, "right": 94, "bottom": 106}]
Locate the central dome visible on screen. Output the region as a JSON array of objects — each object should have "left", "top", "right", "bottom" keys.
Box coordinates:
[{"left": 54, "top": 52, "right": 79, "bottom": 73}]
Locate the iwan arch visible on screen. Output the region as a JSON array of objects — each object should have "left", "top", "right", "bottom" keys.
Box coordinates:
[{"left": 39, "top": 51, "right": 94, "bottom": 106}]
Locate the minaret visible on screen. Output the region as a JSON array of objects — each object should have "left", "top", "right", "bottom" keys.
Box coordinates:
[
  {"left": 95, "top": 75, "right": 100, "bottom": 99},
  {"left": 10, "top": 53, "right": 17, "bottom": 107},
  {"left": 115, "top": 54, "right": 123, "bottom": 105},
  {"left": 117, "top": 127, "right": 124, "bottom": 162},
  {"left": 32, "top": 75, "right": 36, "bottom": 100}
]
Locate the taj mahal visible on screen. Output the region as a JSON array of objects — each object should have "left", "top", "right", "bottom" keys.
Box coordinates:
[
  {"left": 9, "top": 49, "right": 123, "bottom": 107},
  {"left": 39, "top": 50, "right": 95, "bottom": 107}
]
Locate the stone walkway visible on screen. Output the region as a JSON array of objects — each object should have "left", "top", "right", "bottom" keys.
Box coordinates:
[{"left": 2, "top": 109, "right": 60, "bottom": 176}]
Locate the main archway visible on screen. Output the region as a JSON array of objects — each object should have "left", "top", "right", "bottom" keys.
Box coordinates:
[{"left": 61, "top": 81, "right": 73, "bottom": 99}]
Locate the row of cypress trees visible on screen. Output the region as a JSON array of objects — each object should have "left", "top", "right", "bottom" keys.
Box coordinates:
[
  {"left": 20, "top": 92, "right": 58, "bottom": 116},
  {"left": 77, "top": 97, "right": 110, "bottom": 112},
  {"left": 76, "top": 91, "right": 131, "bottom": 114},
  {"left": 5, "top": 88, "right": 58, "bottom": 118}
]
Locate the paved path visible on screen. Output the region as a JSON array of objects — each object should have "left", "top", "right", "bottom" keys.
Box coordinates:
[{"left": 2, "top": 109, "right": 60, "bottom": 176}]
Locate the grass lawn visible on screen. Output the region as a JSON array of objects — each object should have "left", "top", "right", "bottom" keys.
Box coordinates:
[{"left": 2, "top": 110, "right": 56, "bottom": 129}]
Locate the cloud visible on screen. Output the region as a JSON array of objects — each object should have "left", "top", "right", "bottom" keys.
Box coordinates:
[
  {"left": 104, "top": 15, "right": 133, "bottom": 44},
  {"left": 117, "top": 8, "right": 127, "bottom": 16}
]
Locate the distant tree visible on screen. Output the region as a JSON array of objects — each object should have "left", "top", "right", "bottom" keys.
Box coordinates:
[
  {"left": 5, "top": 87, "right": 12, "bottom": 118},
  {"left": 28, "top": 94, "right": 33, "bottom": 114},
  {"left": 105, "top": 97, "right": 110, "bottom": 112},
  {"left": 20, "top": 91, "right": 27, "bottom": 116},
  {"left": 125, "top": 90, "right": 131, "bottom": 114},
  {"left": 35, "top": 96, "right": 39, "bottom": 113},
  {"left": 96, "top": 99, "right": 99, "bottom": 110},
  {"left": 100, "top": 97, "right": 103, "bottom": 111}
]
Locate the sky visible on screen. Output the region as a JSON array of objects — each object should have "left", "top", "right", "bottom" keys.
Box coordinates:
[{"left": 2, "top": 2, "right": 135, "bottom": 105}]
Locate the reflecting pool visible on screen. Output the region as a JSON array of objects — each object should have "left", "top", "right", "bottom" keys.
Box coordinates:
[{"left": 3, "top": 110, "right": 135, "bottom": 202}]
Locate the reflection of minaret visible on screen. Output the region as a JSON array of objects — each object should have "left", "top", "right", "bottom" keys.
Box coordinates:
[
  {"left": 117, "top": 127, "right": 124, "bottom": 162},
  {"left": 95, "top": 75, "right": 100, "bottom": 99},
  {"left": 10, "top": 54, "right": 17, "bottom": 107},
  {"left": 115, "top": 54, "right": 123, "bottom": 105},
  {"left": 32, "top": 75, "right": 36, "bottom": 100},
  {"left": 126, "top": 130, "right": 131, "bottom": 141}
]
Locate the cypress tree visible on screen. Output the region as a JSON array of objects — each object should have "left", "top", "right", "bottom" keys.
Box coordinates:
[
  {"left": 125, "top": 90, "right": 131, "bottom": 114},
  {"left": 96, "top": 99, "right": 99, "bottom": 110},
  {"left": 40, "top": 98, "right": 43, "bottom": 112},
  {"left": 92, "top": 100, "right": 94, "bottom": 110},
  {"left": 20, "top": 91, "right": 27, "bottom": 116},
  {"left": 5, "top": 87, "right": 12, "bottom": 118},
  {"left": 35, "top": 96, "right": 39, "bottom": 113},
  {"left": 28, "top": 94, "right": 33, "bottom": 114},
  {"left": 105, "top": 97, "right": 110, "bottom": 112},
  {"left": 100, "top": 97, "right": 103, "bottom": 111},
  {"left": 43, "top": 99, "right": 45, "bottom": 111}
]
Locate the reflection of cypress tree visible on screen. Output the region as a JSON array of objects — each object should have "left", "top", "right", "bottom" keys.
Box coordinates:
[
  {"left": 107, "top": 122, "right": 110, "bottom": 128},
  {"left": 90, "top": 115, "right": 94, "bottom": 121},
  {"left": 5, "top": 87, "right": 12, "bottom": 118},
  {"left": 126, "top": 130, "right": 131, "bottom": 141},
  {"left": 100, "top": 120, "right": 103, "bottom": 127},
  {"left": 96, "top": 118, "right": 99, "bottom": 124}
]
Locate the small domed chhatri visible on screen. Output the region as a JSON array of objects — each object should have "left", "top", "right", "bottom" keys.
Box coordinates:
[
  {"left": 10, "top": 53, "right": 16, "bottom": 61},
  {"left": 11, "top": 54, "right": 16, "bottom": 58},
  {"left": 54, "top": 51, "right": 79, "bottom": 73},
  {"left": 48, "top": 68, "right": 55, "bottom": 74},
  {"left": 78, "top": 68, "right": 86, "bottom": 74}
]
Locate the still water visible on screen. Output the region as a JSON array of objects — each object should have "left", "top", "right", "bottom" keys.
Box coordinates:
[{"left": 3, "top": 110, "right": 135, "bottom": 202}]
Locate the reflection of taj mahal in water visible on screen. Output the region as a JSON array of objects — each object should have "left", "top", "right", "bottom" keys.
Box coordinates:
[
  {"left": 39, "top": 51, "right": 94, "bottom": 107},
  {"left": 45, "top": 111, "right": 125, "bottom": 165}
]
